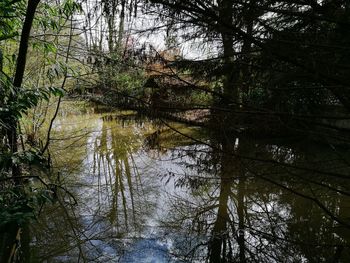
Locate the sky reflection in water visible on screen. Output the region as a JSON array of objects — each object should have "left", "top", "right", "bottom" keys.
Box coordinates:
[{"left": 28, "top": 104, "right": 350, "bottom": 262}]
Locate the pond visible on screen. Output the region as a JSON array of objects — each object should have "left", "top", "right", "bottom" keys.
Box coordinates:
[{"left": 21, "top": 102, "right": 350, "bottom": 262}]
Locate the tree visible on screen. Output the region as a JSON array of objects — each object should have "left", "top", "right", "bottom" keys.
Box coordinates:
[
  {"left": 0, "top": 0, "right": 83, "bottom": 261},
  {"left": 141, "top": 0, "right": 350, "bottom": 140},
  {"left": 4, "top": 0, "right": 40, "bottom": 180}
]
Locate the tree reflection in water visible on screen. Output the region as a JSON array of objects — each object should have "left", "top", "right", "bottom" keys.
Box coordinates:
[
  {"left": 159, "top": 133, "right": 350, "bottom": 262},
  {"left": 28, "top": 110, "right": 164, "bottom": 262},
  {"left": 21, "top": 105, "right": 350, "bottom": 262}
]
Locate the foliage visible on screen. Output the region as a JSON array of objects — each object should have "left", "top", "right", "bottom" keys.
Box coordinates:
[
  {"left": 1, "top": 83, "right": 64, "bottom": 119},
  {"left": 0, "top": 0, "right": 82, "bottom": 234},
  {"left": 0, "top": 0, "right": 25, "bottom": 41},
  {"left": 112, "top": 70, "right": 145, "bottom": 96},
  {"left": 0, "top": 183, "right": 54, "bottom": 226},
  {"left": 140, "top": 0, "right": 350, "bottom": 140}
]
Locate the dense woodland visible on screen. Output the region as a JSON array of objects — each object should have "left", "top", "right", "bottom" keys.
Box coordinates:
[{"left": 1, "top": 0, "right": 350, "bottom": 262}]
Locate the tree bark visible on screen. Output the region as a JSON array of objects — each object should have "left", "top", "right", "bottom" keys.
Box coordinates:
[
  {"left": 13, "top": 0, "right": 40, "bottom": 89},
  {"left": 218, "top": 0, "right": 238, "bottom": 106},
  {"left": 8, "top": 0, "right": 40, "bottom": 180}
]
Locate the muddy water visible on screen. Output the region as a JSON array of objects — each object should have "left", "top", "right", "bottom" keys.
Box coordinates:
[{"left": 26, "top": 103, "right": 350, "bottom": 262}]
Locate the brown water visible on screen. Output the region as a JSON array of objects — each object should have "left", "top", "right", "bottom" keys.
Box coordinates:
[{"left": 20, "top": 103, "right": 350, "bottom": 262}]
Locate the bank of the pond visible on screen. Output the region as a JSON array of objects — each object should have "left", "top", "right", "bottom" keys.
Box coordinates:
[{"left": 74, "top": 94, "right": 350, "bottom": 146}]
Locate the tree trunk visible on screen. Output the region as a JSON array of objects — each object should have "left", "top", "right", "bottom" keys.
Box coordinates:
[
  {"left": 218, "top": 0, "right": 238, "bottom": 106},
  {"left": 117, "top": 0, "right": 126, "bottom": 52},
  {"left": 240, "top": 0, "right": 255, "bottom": 97},
  {"left": 8, "top": 0, "right": 40, "bottom": 182}
]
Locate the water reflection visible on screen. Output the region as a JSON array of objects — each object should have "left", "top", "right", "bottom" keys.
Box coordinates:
[
  {"left": 22, "top": 103, "right": 350, "bottom": 262},
  {"left": 160, "top": 136, "right": 350, "bottom": 262}
]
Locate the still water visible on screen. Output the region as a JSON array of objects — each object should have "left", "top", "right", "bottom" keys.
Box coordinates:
[{"left": 27, "top": 103, "right": 350, "bottom": 262}]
